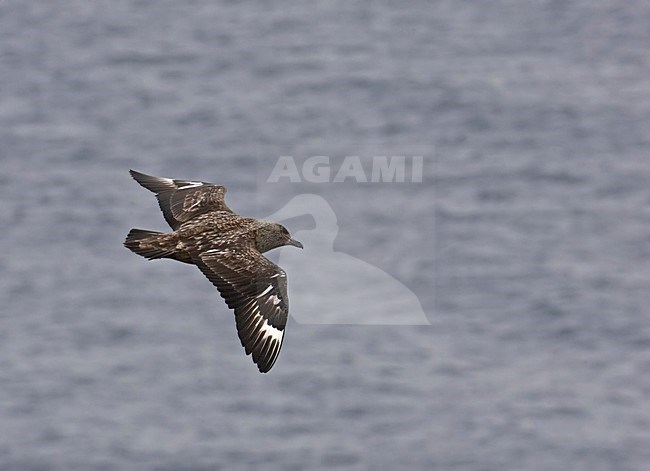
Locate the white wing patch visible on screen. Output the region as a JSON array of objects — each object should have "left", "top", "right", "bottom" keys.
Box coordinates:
[
  {"left": 258, "top": 318, "right": 284, "bottom": 344},
  {"left": 180, "top": 181, "right": 204, "bottom": 189},
  {"left": 257, "top": 285, "right": 273, "bottom": 297}
]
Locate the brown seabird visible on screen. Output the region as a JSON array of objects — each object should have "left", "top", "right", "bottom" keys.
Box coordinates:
[{"left": 124, "top": 170, "right": 303, "bottom": 373}]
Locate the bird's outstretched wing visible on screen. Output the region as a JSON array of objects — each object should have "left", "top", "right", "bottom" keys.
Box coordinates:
[
  {"left": 190, "top": 240, "right": 289, "bottom": 373},
  {"left": 130, "top": 170, "right": 232, "bottom": 230}
]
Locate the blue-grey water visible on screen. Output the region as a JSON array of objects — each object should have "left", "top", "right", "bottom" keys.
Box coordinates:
[{"left": 2, "top": 1, "right": 650, "bottom": 469}]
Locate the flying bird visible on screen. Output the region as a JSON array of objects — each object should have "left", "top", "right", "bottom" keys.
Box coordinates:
[{"left": 124, "top": 170, "right": 303, "bottom": 373}]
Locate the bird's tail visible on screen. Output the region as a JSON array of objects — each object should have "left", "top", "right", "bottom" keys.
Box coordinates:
[{"left": 124, "top": 229, "right": 173, "bottom": 260}]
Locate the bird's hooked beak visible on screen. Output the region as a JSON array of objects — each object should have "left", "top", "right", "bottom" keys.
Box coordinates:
[{"left": 287, "top": 238, "right": 304, "bottom": 249}]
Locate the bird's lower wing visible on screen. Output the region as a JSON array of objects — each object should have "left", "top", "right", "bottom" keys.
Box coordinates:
[{"left": 191, "top": 243, "right": 289, "bottom": 373}]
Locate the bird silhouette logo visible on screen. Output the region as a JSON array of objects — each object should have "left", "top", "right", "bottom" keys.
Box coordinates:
[{"left": 266, "top": 194, "right": 430, "bottom": 325}]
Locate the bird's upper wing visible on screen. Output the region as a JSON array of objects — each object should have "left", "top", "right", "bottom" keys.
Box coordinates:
[
  {"left": 130, "top": 170, "right": 232, "bottom": 230},
  {"left": 190, "top": 238, "right": 289, "bottom": 373}
]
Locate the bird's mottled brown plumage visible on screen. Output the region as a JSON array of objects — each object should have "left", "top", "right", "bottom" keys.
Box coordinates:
[{"left": 124, "top": 170, "right": 303, "bottom": 373}]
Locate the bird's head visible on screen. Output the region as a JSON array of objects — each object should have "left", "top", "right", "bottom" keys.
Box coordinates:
[{"left": 256, "top": 222, "right": 303, "bottom": 253}]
